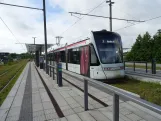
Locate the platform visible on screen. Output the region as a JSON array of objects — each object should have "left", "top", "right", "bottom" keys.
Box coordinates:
[{"left": 0, "top": 62, "right": 161, "bottom": 121}]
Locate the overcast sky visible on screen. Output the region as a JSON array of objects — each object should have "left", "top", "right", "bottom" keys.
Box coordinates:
[{"left": 0, "top": 0, "right": 161, "bottom": 53}]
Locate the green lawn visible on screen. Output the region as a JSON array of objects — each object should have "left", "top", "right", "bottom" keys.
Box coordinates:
[
  {"left": 111, "top": 78, "right": 161, "bottom": 106},
  {"left": 0, "top": 60, "right": 27, "bottom": 106}
]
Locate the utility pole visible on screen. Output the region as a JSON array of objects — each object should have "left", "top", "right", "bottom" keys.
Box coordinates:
[
  {"left": 43, "top": 0, "right": 48, "bottom": 74},
  {"left": 0, "top": 1, "right": 48, "bottom": 73},
  {"left": 55, "top": 36, "right": 63, "bottom": 46},
  {"left": 107, "top": 0, "right": 114, "bottom": 31},
  {"left": 32, "top": 37, "right": 36, "bottom": 44}
]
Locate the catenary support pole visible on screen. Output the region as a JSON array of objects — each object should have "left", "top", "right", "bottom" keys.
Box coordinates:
[
  {"left": 109, "top": 0, "right": 112, "bottom": 31},
  {"left": 43, "top": 0, "right": 48, "bottom": 74}
]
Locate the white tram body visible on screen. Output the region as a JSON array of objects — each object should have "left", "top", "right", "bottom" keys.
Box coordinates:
[{"left": 51, "top": 30, "right": 125, "bottom": 80}]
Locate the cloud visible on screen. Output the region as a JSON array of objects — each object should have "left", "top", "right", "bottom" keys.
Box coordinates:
[{"left": 0, "top": 0, "right": 161, "bottom": 53}]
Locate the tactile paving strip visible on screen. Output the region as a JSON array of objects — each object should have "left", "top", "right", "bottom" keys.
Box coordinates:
[{"left": 19, "top": 63, "right": 33, "bottom": 121}]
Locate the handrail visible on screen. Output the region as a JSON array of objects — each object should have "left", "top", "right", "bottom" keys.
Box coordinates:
[
  {"left": 84, "top": 77, "right": 161, "bottom": 114},
  {"left": 46, "top": 63, "right": 161, "bottom": 121},
  {"left": 124, "top": 61, "right": 148, "bottom": 73},
  {"left": 48, "top": 64, "right": 57, "bottom": 68},
  {"left": 61, "top": 68, "right": 161, "bottom": 114},
  {"left": 124, "top": 61, "right": 148, "bottom": 63}
]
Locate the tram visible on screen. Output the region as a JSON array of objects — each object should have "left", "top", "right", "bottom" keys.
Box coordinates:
[{"left": 50, "top": 30, "right": 125, "bottom": 80}]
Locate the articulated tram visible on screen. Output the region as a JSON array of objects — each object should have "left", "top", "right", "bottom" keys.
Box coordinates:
[{"left": 50, "top": 30, "right": 125, "bottom": 80}]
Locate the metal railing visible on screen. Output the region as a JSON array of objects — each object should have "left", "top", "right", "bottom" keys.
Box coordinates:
[
  {"left": 45, "top": 63, "right": 161, "bottom": 121},
  {"left": 124, "top": 61, "right": 149, "bottom": 73},
  {"left": 45, "top": 63, "right": 63, "bottom": 87}
]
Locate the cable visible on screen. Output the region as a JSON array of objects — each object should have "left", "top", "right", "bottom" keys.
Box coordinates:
[
  {"left": 0, "top": 17, "right": 26, "bottom": 51},
  {"left": 115, "top": 15, "right": 161, "bottom": 31},
  {"left": 60, "top": 0, "right": 106, "bottom": 36}
]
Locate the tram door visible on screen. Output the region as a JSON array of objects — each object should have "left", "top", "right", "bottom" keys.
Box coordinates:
[{"left": 80, "top": 46, "right": 90, "bottom": 77}]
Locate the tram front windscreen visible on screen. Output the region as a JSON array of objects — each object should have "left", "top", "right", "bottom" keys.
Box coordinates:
[{"left": 93, "top": 32, "right": 123, "bottom": 64}]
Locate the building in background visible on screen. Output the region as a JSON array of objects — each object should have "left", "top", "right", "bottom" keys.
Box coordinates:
[{"left": 0, "top": 52, "right": 9, "bottom": 64}]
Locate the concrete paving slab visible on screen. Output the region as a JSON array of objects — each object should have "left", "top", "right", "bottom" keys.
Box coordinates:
[
  {"left": 78, "top": 111, "right": 96, "bottom": 121},
  {"left": 8, "top": 106, "right": 21, "bottom": 117},
  {"left": 33, "top": 103, "right": 43, "bottom": 112},
  {"left": 0, "top": 97, "right": 14, "bottom": 110},
  {"left": 66, "top": 114, "right": 82, "bottom": 121},
  {"left": 73, "top": 106, "right": 84, "bottom": 113},
  {"left": 69, "top": 103, "right": 81, "bottom": 109},
  {"left": 33, "top": 110, "right": 44, "bottom": 118},
  {"left": 88, "top": 110, "right": 111, "bottom": 121},
  {"left": 62, "top": 108, "right": 75, "bottom": 116},
  {"left": 46, "top": 112, "right": 59, "bottom": 120},
  {"left": 0, "top": 109, "right": 9, "bottom": 121},
  {"left": 42, "top": 101, "right": 54, "bottom": 110}
]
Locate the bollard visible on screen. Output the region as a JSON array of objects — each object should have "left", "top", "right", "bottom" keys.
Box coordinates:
[
  {"left": 113, "top": 94, "right": 119, "bottom": 121},
  {"left": 152, "top": 59, "right": 156, "bottom": 74},
  {"left": 134, "top": 62, "right": 135, "bottom": 71},
  {"left": 84, "top": 79, "right": 88, "bottom": 111},
  {"left": 146, "top": 62, "right": 148, "bottom": 73},
  {"left": 58, "top": 63, "right": 62, "bottom": 87}
]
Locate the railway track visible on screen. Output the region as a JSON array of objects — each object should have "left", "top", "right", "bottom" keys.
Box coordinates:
[
  {"left": 0, "top": 64, "right": 26, "bottom": 93},
  {"left": 0, "top": 65, "right": 16, "bottom": 77}
]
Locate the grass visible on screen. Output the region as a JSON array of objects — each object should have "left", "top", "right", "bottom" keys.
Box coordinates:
[
  {"left": 126, "top": 64, "right": 161, "bottom": 70},
  {"left": 111, "top": 78, "right": 161, "bottom": 106},
  {"left": 0, "top": 60, "right": 27, "bottom": 106},
  {"left": 0, "top": 61, "right": 19, "bottom": 75}
]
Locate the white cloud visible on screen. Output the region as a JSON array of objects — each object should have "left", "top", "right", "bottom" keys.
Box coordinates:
[{"left": 0, "top": 0, "right": 161, "bottom": 53}]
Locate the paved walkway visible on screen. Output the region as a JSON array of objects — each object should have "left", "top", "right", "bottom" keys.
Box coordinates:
[{"left": 0, "top": 62, "right": 161, "bottom": 121}]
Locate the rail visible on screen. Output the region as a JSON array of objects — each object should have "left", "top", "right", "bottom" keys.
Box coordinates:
[
  {"left": 0, "top": 64, "right": 25, "bottom": 93},
  {"left": 124, "top": 60, "right": 157, "bottom": 74},
  {"left": 46, "top": 63, "right": 161, "bottom": 121}
]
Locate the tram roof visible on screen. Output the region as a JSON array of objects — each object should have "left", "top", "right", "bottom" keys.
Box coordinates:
[{"left": 25, "top": 44, "right": 53, "bottom": 53}]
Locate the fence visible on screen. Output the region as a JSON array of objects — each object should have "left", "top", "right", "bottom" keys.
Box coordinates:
[
  {"left": 45, "top": 63, "right": 161, "bottom": 121},
  {"left": 124, "top": 60, "right": 156, "bottom": 74}
]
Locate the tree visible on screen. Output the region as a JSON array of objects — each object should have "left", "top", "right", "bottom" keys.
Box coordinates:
[{"left": 125, "top": 30, "right": 161, "bottom": 63}]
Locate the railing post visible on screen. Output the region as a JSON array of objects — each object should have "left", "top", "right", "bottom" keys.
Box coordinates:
[
  {"left": 43, "top": 63, "right": 45, "bottom": 71},
  {"left": 53, "top": 65, "right": 55, "bottom": 80},
  {"left": 58, "top": 63, "right": 62, "bottom": 87},
  {"left": 50, "top": 65, "right": 51, "bottom": 77},
  {"left": 57, "top": 63, "right": 59, "bottom": 84},
  {"left": 84, "top": 79, "right": 88, "bottom": 111},
  {"left": 113, "top": 93, "right": 119, "bottom": 121},
  {"left": 146, "top": 62, "right": 148, "bottom": 73},
  {"left": 134, "top": 62, "right": 135, "bottom": 71}
]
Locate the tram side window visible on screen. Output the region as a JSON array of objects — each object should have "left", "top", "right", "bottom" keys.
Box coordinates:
[
  {"left": 90, "top": 45, "right": 100, "bottom": 66},
  {"left": 60, "top": 51, "right": 65, "bottom": 62},
  {"left": 72, "top": 48, "right": 80, "bottom": 64},
  {"left": 68, "top": 49, "right": 73, "bottom": 63}
]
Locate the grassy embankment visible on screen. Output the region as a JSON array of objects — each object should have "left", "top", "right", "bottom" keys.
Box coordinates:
[
  {"left": 0, "top": 60, "right": 28, "bottom": 106},
  {"left": 111, "top": 78, "right": 161, "bottom": 106}
]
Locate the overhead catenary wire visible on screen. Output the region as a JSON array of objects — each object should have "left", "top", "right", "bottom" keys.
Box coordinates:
[
  {"left": 69, "top": 12, "right": 145, "bottom": 22},
  {"left": 60, "top": 0, "right": 106, "bottom": 36},
  {"left": 115, "top": 15, "right": 161, "bottom": 31},
  {"left": 0, "top": 17, "right": 26, "bottom": 51}
]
